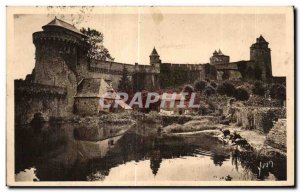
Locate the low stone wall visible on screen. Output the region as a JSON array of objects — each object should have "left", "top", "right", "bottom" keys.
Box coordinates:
[
  {"left": 266, "top": 119, "right": 287, "bottom": 152},
  {"left": 231, "top": 107, "right": 286, "bottom": 133},
  {"left": 161, "top": 115, "right": 219, "bottom": 127},
  {"left": 161, "top": 115, "right": 193, "bottom": 126},
  {"left": 15, "top": 81, "right": 68, "bottom": 125}
]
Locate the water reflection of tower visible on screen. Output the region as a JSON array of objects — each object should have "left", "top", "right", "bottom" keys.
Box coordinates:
[
  {"left": 150, "top": 149, "right": 162, "bottom": 176},
  {"left": 231, "top": 149, "right": 240, "bottom": 171}
]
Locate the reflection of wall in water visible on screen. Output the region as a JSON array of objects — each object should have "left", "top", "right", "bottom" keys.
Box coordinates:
[{"left": 77, "top": 135, "right": 122, "bottom": 160}]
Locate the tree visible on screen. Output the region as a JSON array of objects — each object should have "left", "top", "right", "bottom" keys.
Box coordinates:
[
  {"left": 203, "top": 64, "right": 217, "bottom": 80},
  {"left": 270, "top": 84, "right": 286, "bottom": 104},
  {"left": 217, "top": 82, "right": 236, "bottom": 97},
  {"left": 182, "top": 84, "right": 194, "bottom": 100},
  {"left": 80, "top": 27, "right": 114, "bottom": 61},
  {"left": 194, "top": 80, "right": 207, "bottom": 92},
  {"left": 234, "top": 87, "right": 250, "bottom": 101},
  {"left": 204, "top": 85, "right": 216, "bottom": 97},
  {"left": 182, "top": 84, "right": 194, "bottom": 94},
  {"left": 118, "top": 67, "right": 132, "bottom": 92},
  {"left": 252, "top": 81, "right": 266, "bottom": 96}
]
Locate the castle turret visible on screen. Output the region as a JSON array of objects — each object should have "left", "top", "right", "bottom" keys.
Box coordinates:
[
  {"left": 210, "top": 49, "right": 230, "bottom": 65},
  {"left": 33, "top": 17, "right": 88, "bottom": 85},
  {"left": 150, "top": 47, "right": 161, "bottom": 66},
  {"left": 213, "top": 50, "right": 218, "bottom": 56},
  {"left": 146, "top": 47, "right": 161, "bottom": 90},
  {"left": 250, "top": 35, "right": 272, "bottom": 80},
  {"left": 32, "top": 17, "right": 88, "bottom": 113}
]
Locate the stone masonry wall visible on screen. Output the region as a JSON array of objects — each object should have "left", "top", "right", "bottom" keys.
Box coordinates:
[
  {"left": 232, "top": 107, "right": 286, "bottom": 133},
  {"left": 159, "top": 63, "right": 204, "bottom": 88},
  {"left": 88, "top": 60, "right": 159, "bottom": 90},
  {"left": 266, "top": 119, "right": 286, "bottom": 152},
  {"left": 74, "top": 97, "right": 100, "bottom": 116},
  {"left": 14, "top": 81, "right": 67, "bottom": 125},
  {"left": 34, "top": 42, "right": 78, "bottom": 113}
]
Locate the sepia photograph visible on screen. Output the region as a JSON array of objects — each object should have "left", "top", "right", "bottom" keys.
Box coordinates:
[{"left": 6, "top": 6, "right": 294, "bottom": 187}]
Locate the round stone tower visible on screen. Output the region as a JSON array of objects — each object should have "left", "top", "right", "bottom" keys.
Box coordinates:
[
  {"left": 32, "top": 17, "right": 88, "bottom": 112},
  {"left": 33, "top": 17, "right": 88, "bottom": 85}
]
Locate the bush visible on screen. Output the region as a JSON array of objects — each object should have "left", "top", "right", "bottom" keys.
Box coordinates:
[
  {"left": 244, "top": 95, "right": 281, "bottom": 107},
  {"left": 252, "top": 81, "right": 266, "bottom": 96},
  {"left": 210, "top": 81, "right": 217, "bottom": 88},
  {"left": 194, "top": 80, "right": 207, "bottom": 92},
  {"left": 204, "top": 85, "right": 216, "bottom": 97},
  {"left": 235, "top": 87, "right": 250, "bottom": 101},
  {"left": 217, "top": 82, "right": 236, "bottom": 97},
  {"left": 182, "top": 84, "right": 194, "bottom": 93},
  {"left": 270, "top": 84, "right": 286, "bottom": 101}
]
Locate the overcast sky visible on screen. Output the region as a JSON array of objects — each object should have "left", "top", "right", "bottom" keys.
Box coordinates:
[{"left": 14, "top": 13, "right": 286, "bottom": 79}]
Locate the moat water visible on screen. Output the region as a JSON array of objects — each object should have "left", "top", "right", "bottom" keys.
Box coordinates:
[{"left": 15, "top": 122, "right": 286, "bottom": 182}]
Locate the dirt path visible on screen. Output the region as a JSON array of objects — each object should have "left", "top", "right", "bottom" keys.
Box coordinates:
[{"left": 224, "top": 124, "right": 266, "bottom": 150}]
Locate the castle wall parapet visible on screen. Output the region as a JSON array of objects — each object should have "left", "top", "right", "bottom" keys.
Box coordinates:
[
  {"left": 88, "top": 59, "right": 159, "bottom": 75},
  {"left": 33, "top": 31, "right": 87, "bottom": 47},
  {"left": 15, "top": 80, "right": 67, "bottom": 97}
]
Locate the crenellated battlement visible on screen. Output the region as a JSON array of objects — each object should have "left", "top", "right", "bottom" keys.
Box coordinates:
[{"left": 33, "top": 31, "right": 84, "bottom": 45}]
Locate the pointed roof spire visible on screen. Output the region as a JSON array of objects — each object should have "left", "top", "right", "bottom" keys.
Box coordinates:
[
  {"left": 218, "top": 49, "right": 223, "bottom": 55},
  {"left": 151, "top": 47, "right": 159, "bottom": 55},
  {"left": 257, "top": 35, "right": 267, "bottom": 43},
  {"left": 213, "top": 50, "right": 218, "bottom": 55}
]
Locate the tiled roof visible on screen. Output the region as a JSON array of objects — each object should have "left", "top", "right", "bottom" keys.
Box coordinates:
[
  {"left": 75, "top": 78, "right": 108, "bottom": 97},
  {"left": 74, "top": 78, "right": 132, "bottom": 110},
  {"left": 43, "top": 17, "right": 86, "bottom": 36}
]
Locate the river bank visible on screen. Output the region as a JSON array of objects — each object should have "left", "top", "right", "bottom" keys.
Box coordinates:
[{"left": 156, "top": 112, "right": 286, "bottom": 163}]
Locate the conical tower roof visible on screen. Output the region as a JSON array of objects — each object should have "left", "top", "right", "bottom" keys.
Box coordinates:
[
  {"left": 218, "top": 49, "right": 223, "bottom": 55},
  {"left": 42, "top": 17, "right": 86, "bottom": 37},
  {"left": 151, "top": 47, "right": 159, "bottom": 56},
  {"left": 257, "top": 35, "right": 268, "bottom": 43}
]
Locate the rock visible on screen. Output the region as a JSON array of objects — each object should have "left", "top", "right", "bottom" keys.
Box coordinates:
[
  {"left": 231, "top": 132, "right": 242, "bottom": 140},
  {"left": 225, "top": 175, "right": 232, "bottom": 181},
  {"left": 234, "top": 138, "right": 248, "bottom": 146},
  {"left": 266, "top": 119, "right": 286, "bottom": 152},
  {"left": 220, "top": 119, "right": 230, "bottom": 125},
  {"left": 221, "top": 129, "right": 230, "bottom": 137}
]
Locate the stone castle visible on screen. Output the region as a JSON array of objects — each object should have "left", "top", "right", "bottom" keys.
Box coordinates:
[{"left": 15, "top": 17, "right": 274, "bottom": 123}]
